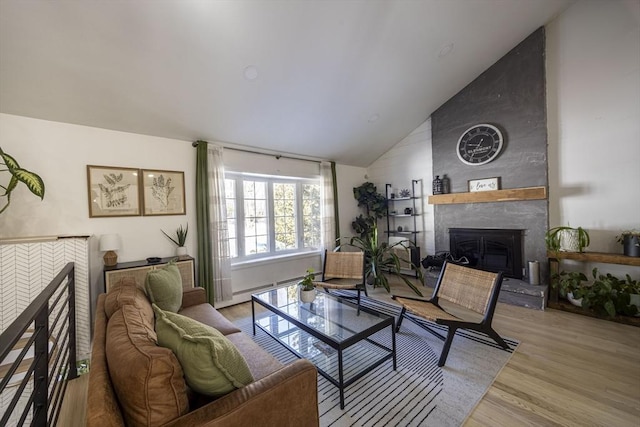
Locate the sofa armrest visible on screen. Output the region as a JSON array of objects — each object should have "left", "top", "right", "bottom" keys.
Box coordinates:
[
  {"left": 162, "top": 359, "right": 319, "bottom": 427},
  {"left": 182, "top": 287, "right": 207, "bottom": 308}
]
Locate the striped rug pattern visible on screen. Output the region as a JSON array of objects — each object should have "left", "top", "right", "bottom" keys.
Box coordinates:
[{"left": 236, "top": 291, "right": 518, "bottom": 427}]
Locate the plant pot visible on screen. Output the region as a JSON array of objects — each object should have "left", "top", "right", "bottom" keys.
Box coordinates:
[
  {"left": 567, "top": 292, "right": 583, "bottom": 307},
  {"left": 559, "top": 230, "right": 581, "bottom": 252},
  {"left": 300, "top": 288, "right": 316, "bottom": 303},
  {"left": 176, "top": 246, "right": 187, "bottom": 257},
  {"left": 623, "top": 235, "right": 640, "bottom": 257}
]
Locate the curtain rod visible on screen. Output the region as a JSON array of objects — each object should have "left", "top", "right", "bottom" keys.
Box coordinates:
[{"left": 192, "top": 141, "right": 321, "bottom": 164}]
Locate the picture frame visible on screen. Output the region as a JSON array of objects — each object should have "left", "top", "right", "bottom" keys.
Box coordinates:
[
  {"left": 87, "top": 165, "right": 141, "bottom": 217},
  {"left": 468, "top": 177, "right": 501, "bottom": 192},
  {"left": 141, "top": 169, "right": 186, "bottom": 216}
]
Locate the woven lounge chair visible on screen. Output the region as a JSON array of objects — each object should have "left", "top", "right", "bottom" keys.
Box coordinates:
[
  {"left": 314, "top": 250, "right": 366, "bottom": 314},
  {"left": 392, "top": 260, "right": 509, "bottom": 367}
]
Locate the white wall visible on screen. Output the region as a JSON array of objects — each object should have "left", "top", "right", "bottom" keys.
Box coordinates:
[
  {"left": 367, "top": 118, "right": 435, "bottom": 255},
  {"left": 0, "top": 113, "right": 368, "bottom": 308},
  {"left": 0, "top": 113, "right": 197, "bottom": 258},
  {"left": 546, "top": 0, "right": 640, "bottom": 278}
]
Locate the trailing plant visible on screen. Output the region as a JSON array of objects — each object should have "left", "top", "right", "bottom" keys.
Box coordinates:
[
  {"left": 298, "top": 268, "right": 316, "bottom": 291},
  {"left": 0, "top": 147, "right": 45, "bottom": 215},
  {"left": 162, "top": 223, "right": 188, "bottom": 247},
  {"left": 551, "top": 270, "right": 587, "bottom": 298},
  {"left": 572, "top": 268, "right": 638, "bottom": 317},
  {"left": 338, "top": 224, "right": 424, "bottom": 297},
  {"left": 545, "top": 226, "right": 590, "bottom": 252},
  {"left": 351, "top": 182, "right": 387, "bottom": 238}
]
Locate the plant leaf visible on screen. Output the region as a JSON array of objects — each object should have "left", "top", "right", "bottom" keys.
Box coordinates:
[
  {"left": 13, "top": 168, "right": 45, "bottom": 199},
  {"left": 5, "top": 175, "right": 18, "bottom": 195},
  {"left": 0, "top": 151, "right": 21, "bottom": 171}
]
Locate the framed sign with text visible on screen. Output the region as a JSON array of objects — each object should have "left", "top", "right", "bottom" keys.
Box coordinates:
[{"left": 468, "top": 177, "right": 501, "bottom": 192}]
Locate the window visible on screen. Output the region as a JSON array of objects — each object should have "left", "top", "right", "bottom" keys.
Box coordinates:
[{"left": 225, "top": 173, "right": 321, "bottom": 261}]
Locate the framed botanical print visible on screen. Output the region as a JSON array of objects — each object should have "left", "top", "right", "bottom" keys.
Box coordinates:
[
  {"left": 87, "top": 165, "right": 141, "bottom": 217},
  {"left": 141, "top": 169, "right": 186, "bottom": 216}
]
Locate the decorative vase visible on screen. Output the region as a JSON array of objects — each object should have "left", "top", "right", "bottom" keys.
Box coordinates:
[
  {"left": 300, "top": 288, "right": 316, "bottom": 303},
  {"left": 176, "top": 246, "right": 187, "bottom": 257},
  {"left": 559, "top": 230, "right": 581, "bottom": 252},
  {"left": 623, "top": 235, "right": 640, "bottom": 257}
]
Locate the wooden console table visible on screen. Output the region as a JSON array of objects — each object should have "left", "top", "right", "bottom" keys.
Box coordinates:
[
  {"left": 103, "top": 255, "right": 195, "bottom": 292},
  {"left": 547, "top": 251, "right": 640, "bottom": 326}
]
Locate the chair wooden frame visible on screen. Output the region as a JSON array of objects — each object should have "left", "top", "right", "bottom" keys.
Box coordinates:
[
  {"left": 392, "top": 260, "right": 509, "bottom": 367},
  {"left": 314, "top": 250, "right": 367, "bottom": 314}
]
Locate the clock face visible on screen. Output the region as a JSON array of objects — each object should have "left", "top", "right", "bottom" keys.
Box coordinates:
[{"left": 456, "top": 124, "right": 504, "bottom": 166}]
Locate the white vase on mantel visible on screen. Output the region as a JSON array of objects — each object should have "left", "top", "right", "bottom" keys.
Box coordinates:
[{"left": 176, "top": 246, "right": 187, "bottom": 257}]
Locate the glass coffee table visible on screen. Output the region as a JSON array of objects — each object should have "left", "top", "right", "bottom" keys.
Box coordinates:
[{"left": 252, "top": 285, "right": 396, "bottom": 409}]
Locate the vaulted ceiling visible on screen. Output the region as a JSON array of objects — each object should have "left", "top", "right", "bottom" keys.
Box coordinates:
[{"left": 0, "top": 0, "right": 572, "bottom": 166}]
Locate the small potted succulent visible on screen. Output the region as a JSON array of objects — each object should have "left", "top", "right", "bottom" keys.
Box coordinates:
[
  {"left": 616, "top": 230, "right": 640, "bottom": 257},
  {"left": 162, "top": 223, "right": 188, "bottom": 257},
  {"left": 298, "top": 268, "right": 316, "bottom": 303}
]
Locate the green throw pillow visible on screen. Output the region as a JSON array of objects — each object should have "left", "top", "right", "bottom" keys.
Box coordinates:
[
  {"left": 152, "top": 304, "right": 254, "bottom": 396},
  {"left": 145, "top": 261, "right": 183, "bottom": 312}
]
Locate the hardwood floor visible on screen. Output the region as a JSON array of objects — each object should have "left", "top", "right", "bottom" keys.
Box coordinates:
[{"left": 59, "top": 280, "right": 640, "bottom": 426}]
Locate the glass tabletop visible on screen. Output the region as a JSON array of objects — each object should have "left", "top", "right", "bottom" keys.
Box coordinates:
[{"left": 252, "top": 284, "right": 392, "bottom": 344}]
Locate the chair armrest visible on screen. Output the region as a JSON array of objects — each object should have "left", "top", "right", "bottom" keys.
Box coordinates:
[
  {"left": 182, "top": 287, "right": 207, "bottom": 308},
  {"left": 162, "top": 359, "right": 319, "bottom": 427}
]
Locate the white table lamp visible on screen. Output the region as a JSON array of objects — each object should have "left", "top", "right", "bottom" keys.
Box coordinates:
[{"left": 100, "top": 234, "right": 121, "bottom": 267}]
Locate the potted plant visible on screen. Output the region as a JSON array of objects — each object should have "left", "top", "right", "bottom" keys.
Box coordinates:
[
  {"left": 551, "top": 270, "right": 588, "bottom": 306},
  {"left": 545, "top": 226, "right": 590, "bottom": 253},
  {"left": 298, "top": 268, "right": 316, "bottom": 303},
  {"left": 162, "top": 223, "right": 188, "bottom": 256},
  {"left": 573, "top": 268, "right": 638, "bottom": 317},
  {"left": 0, "top": 147, "right": 45, "bottom": 215},
  {"left": 338, "top": 224, "right": 424, "bottom": 297},
  {"left": 619, "top": 274, "right": 640, "bottom": 315},
  {"left": 351, "top": 182, "right": 387, "bottom": 238},
  {"left": 616, "top": 230, "right": 640, "bottom": 257}
]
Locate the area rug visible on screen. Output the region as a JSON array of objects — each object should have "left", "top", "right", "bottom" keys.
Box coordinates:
[{"left": 235, "top": 292, "right": 518, "bottom": 427}]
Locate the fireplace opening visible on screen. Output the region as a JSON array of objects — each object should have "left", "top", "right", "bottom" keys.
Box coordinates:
[{"left": 449, "top": 228, "right": 524, "bottom": 278}]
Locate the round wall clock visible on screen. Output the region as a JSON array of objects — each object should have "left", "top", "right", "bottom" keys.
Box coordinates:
[{"left": 456, "top": 124, "right": 504, "bottom": 166}]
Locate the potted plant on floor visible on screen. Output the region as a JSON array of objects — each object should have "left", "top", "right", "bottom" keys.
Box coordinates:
[
  {"left": 338, "top": 224, "right": 424, "bottom": 297},
  {"left": 616, "top": 230, "right": 640, "bottom": 257},
  {"left": 573, "top": 268, "right": 638, "bottom": 317},
  {"left": 162, "top": 223, "right": 188, "bottom": 256},
  {"left": 551, "top": 270, "right": 588, "bottom": 306},
  {"left": 545, "top": 226, "right": 590, "bottom": 253},
  {"left": 298, "top": 268, "right": 316, "bottom": 303}
]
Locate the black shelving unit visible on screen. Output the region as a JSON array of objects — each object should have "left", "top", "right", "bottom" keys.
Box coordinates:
[{"left": 385, "top": 180, "right": 421, "bottom": 277}]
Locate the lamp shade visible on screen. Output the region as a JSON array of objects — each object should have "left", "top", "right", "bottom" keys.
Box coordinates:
[{"left": 99, "top": 234, "right": 121, "bottom": 252}]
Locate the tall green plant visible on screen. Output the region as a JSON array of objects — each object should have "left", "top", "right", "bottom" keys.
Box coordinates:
[
  {"left": 0, "top": 147, "right": 45, "bottom": 215},
  {"left": 352, "top": 182, "right": 386, "bottom": 238},
  {"left": 338, "top": 224, "right": 424, "bottom": 297}
]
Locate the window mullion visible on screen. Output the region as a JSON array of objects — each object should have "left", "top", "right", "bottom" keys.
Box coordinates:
[
  {"left": 267, "top": 180, "right": 275, "bottom": 253},
  {"left": 296, "top": 183, "right": 304, "bottom": 250},
  {"left": 236, "top": 176, "right": 245, "bottom": 258}
]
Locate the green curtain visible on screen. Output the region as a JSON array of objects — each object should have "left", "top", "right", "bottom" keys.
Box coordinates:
[
  {"left": 195, "top": 141, "right": 214, "bottom": 301},
  {"left": 331, "top": 161, "right": 340, "bottom": 241}
]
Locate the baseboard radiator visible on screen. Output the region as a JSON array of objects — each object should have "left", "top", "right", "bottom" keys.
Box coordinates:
[{"left": 0, "top": 262, "right": 77, "bottom": 426}]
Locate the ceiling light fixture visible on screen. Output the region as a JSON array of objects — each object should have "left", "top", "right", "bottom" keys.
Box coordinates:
[
  {"left": 243, "top": 65, "right": 258, "bottom": 80},
  {"left": 438, "top": 43, "right": 454, "bottom": 58}
]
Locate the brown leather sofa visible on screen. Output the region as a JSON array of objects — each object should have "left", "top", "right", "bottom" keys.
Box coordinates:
[{"left": 87, "top": 278, "right": 319, "bottom": 427}]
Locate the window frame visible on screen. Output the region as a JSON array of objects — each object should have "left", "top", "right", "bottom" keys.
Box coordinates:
[{"left": 225, "top": 172, "right": 321, "bottom": 263}]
